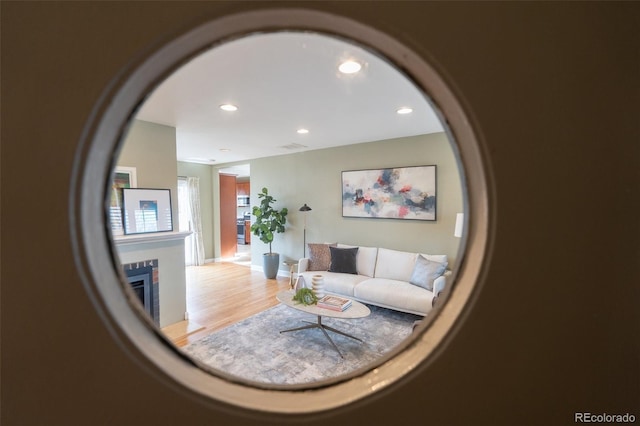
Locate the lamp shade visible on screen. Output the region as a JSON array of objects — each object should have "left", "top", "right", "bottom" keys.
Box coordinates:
[
  {"left": 454, "top": 213, "right": 464, "bottom": 238},
  {"left": 299, "top": 204, "right": 312, "bottom": 212}
]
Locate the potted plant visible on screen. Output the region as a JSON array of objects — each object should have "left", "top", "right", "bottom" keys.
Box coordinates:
[{"left": 250, "top": 187, "right": 288, "bottom": 279}]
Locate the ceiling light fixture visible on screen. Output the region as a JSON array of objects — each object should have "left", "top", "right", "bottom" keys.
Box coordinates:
[
  {"left": 220, "top": 148, "right": 230, "bottom": 152},
  {"left": 297, "top": 128, "right": 309, "bottom": 134},
  {"left": 396, "top": 107, "right": 413, "bottom": 114},
  {"left": 338, "top": 60, "right": 362, "bottom": 74},
  {"left": 219, "top": 104, "right": 238, "bottom": 112}
]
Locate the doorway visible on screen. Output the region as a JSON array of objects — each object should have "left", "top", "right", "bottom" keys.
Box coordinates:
[{"left": 219, "top": 164, "right": 251, "bottom": 265}]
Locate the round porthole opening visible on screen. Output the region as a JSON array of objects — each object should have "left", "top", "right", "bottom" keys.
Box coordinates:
[{"left": 71, "top": 8, "right": 491, "bottom": 415}]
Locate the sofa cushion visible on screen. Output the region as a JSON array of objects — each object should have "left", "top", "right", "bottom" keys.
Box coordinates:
[
  {"left": 337, "top": 244, "right": 378, "bottom": 277},
  {"left": 307, "top": 243, "right": 336, "bottom": 271},
  {"left": 355, "top": 278, "right": 434, "bottom": 315},
  {"left": 374, "top": 248, "right": 417, "bottom": 282},
  {"left": 409, "top": 254, "right": 447, "bottom": 291},
  {"left": 328, "top": 246, "right": 358, "bottom": 274},
  {"left": 299, "top": 271, "right": 369, "bottom": 297}
]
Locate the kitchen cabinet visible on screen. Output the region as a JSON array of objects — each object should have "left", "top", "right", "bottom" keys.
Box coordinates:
[
  {"left": 236, "top": 182, "right": 250, "bottom": 207},
  {"left": 236, "top": 182, "right": 250, "bottom": 196}
]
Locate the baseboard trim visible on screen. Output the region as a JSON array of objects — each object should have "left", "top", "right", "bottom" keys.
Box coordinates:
[{"left": 250, "top": 264, "right": 289, "bottom": 278}]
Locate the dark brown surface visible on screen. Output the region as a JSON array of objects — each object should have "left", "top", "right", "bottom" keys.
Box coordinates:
[{"left": 2, "top": 2, "right": 638, "bottom": 425}]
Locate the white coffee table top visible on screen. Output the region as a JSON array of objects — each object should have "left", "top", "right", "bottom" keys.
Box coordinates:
[{"left": 276, "top": 290, "right": 370, "bottom": 319}]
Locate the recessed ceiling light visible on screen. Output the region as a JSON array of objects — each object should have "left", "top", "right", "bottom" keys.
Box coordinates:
[
  {"left": 297, "top": 128, "right": 309, "bottom": 134},
  {"left": 220, "top": 148, "right": 230, "bottom": 152},
  {"left": 396, "top": 107, "right": 413, "bottom": 114},
  {"left": 338, "top": 60, "right": 362, "bottom": 74},
  {"left": 219, "top": 104, "right": 238, "bottom": 112}
]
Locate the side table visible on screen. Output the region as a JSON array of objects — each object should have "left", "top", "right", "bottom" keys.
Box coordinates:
[{"left": 282, "top": 260, "right": 298, "bottom": 289}]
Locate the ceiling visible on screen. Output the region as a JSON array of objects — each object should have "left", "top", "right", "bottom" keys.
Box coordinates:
[{"left": 134, "top": 31, "right": 444, "bottom": 177}]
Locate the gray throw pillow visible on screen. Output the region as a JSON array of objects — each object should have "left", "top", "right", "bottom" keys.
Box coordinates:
[
  {"left": 328, "top": 246, "right": 359, "bottom": 274},
  {"left": 409, "top": 254, "right": 447, "bottom": 291}
]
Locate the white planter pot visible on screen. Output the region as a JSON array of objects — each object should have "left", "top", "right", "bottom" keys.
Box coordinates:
[{"left": 312, "top": 275, "right": 325, "bottom": 299}]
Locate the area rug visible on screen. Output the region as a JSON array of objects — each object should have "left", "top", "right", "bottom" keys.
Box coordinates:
[{"left": 182, "top": 303, "right": 421, "bottom": 385}]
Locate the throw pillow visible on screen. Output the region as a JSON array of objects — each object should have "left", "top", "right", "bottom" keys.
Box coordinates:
[
  {"left": 409, "top": 254, "right": 447, "bottom": 291},
  {"left": 307, "top": 243, "right": 336, "bottom": 271},
  {"left": 337, "top": 244, "right": 378, "bottom": 277},
  {"left": 328, "top": 246, "right": 359, "bottom": 274}
]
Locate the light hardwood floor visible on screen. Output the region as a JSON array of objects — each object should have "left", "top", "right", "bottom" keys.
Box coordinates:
[{"left": 165, "top": 261, "right": 291, "bottom": 348}]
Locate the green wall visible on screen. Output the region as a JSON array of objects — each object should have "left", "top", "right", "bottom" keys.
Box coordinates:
[
  {"left": 246, "top": 132, "right": 463, "bottom": 271},
  {"left": 117, "top": 120, "right": 179, "bottom": 228}
]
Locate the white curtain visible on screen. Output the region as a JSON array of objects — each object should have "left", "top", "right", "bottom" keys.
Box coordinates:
[
  {"left": 178, "top": 177, "right": 205, "bottom": 266},
  {"left": 187, "top": 177, "right": 205, "bottom": 266}
]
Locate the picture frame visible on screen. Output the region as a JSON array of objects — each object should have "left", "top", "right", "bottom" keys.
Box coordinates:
[
  {"left": 122, "top": 188, "right": 173, "bottom": 235},
  {"left": 342, "top": 165, "right": 437, "bottom": 221},
  {"left": 110, "top": 167, "right": 137, "bottom": 235}
]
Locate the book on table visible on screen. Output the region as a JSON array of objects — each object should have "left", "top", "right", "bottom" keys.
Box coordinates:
[{"left": 317, "top": 295, "right": 352, "bottom": 311}]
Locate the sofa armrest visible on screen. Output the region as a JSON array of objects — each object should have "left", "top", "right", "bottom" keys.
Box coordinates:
[
  {"left": 298, "top": 258, "right": 310, "bottom": 273},
  {"left": 433, "top": 270, "right": 451, "bottom": 297}
]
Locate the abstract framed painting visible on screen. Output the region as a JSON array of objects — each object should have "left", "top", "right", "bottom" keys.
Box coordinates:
[{"left": 342, "top": 165, "right": 437, "bottom": 221}]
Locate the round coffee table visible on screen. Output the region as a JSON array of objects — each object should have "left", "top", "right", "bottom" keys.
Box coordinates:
[{"left": 276, "top": 290, "right": 371, "bottom": 358}]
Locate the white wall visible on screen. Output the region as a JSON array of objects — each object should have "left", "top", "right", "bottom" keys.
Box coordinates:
[{"left": 247, "top": 132, "right": 464, "bottom": 272}]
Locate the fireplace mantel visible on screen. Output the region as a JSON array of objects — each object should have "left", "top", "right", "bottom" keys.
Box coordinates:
[
  {"left": 113, "top": 231, "right": 191, "bottom": 246},
  {"left": 114, "top": 231, "right": 191, "bottom": 328}
]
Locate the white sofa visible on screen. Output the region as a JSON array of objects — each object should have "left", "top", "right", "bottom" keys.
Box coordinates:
[{"left": 297, "top": 244, "right": 449, "bottom": 316}]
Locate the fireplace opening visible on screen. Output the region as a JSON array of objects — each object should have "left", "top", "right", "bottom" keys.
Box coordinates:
[
  {"left": 129, "top": 274, "right": 152, "bottom": 315},
  {"left": 123, "top": 260, "right": 160, "bottom": 326}
]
